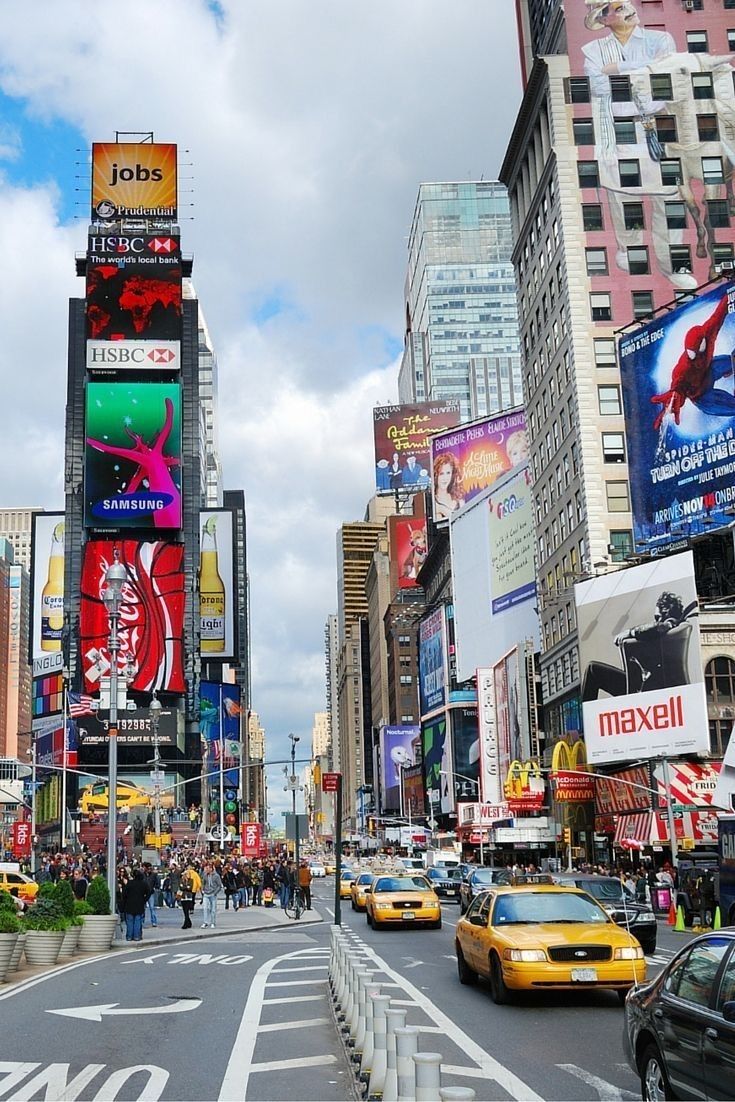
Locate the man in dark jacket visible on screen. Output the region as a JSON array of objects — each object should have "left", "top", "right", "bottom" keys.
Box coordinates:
[
  {"left": 142, "top": 864, "right": 159, "bottom": 927},
  {"left": 121, "top": 869, "right": 150, "bottom": 942}
]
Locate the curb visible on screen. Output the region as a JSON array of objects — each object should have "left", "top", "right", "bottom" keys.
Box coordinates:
[{"left": 119, "top": 913, "right": 323, "bottom": 948}]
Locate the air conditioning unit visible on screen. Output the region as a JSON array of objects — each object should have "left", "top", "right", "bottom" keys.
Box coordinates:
[
  {"left": 717, "top": 260, "right": 735, "bottom": 272},
  {"left": 683, "top": 0, "right": 695, "bottom": 11}
]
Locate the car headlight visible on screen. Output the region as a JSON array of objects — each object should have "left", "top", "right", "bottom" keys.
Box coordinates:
[
  {"left": 374, "top": 901, "right": 393, "bottom": 910},
  {"left": 502, "top": 949, "right": 547, "bottom": 962},
  {"left": 614, "top": 946, "right": 644, "bottom": 960}
]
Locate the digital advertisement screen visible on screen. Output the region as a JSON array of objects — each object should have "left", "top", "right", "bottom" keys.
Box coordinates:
[
  {"left": 86, "top": 260, "right": 182, "bottom": 341},
  {"left": 85, "top": 382, "right": 182, "bottom": 529},
  {"left": 91, "top": 142, "right": 178, "bottom": 222}
]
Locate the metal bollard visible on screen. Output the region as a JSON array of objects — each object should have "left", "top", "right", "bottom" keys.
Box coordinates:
[
  {"left": 355, "top": 973, "right": 381, "bottom": 1056},
  {"left": 381, "top": 1007, "right": 407, "bottom": 1102},
  {"left": 360, "top": 985, "right": 382, "bottom": 1080},
  {"left": 348, "top": 967, "right": 369, "bottom": 1038},
  {"left": 396, "top": 1026, "right": 420, "bottom": 1101},
  {"left": 344, "top": 953, "right": 371, "bottom": 1033},
  {"left": 413, "top": 1052, "right": 442, "bottom": 1102},
  {"left": 335, "top": 938, "right": 352, "bottom": 1015},
  {"left": 439, "top": 1090, "right": 476, "bottom": 1101},
  {"left": 367, "top": 994, "right": 392, "bottom": 1099}
]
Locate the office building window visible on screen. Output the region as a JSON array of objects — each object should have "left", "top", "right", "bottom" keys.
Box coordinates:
[
  {"left": 692, "top": 72, "right": 714, "bottom": 99},
  {"left": 602, "top": 432, "right": 626, "bottom": 463},
  {"left": 568, "top": 76, "right": 591, "bottom": 102},
  {"left": 609, "top": 530, "right": 633, "bottom": 562},
  {"left": 687, "top": 30, "right": 708, "bottom": 53},
  {"left": 582, "top": 203, "right": 604, "bottom": 231},
  {"left": 623, "top": 202, "right": 644, "bottom": 230},
  {"left": 665, "top": 201, "right": 687, "bottom": 229},
  {"left": 632, "top": 291, "right": 654, "bottom": 318},
  {"left": 650, "top": 73, "right": 672, "bottom": 99},
  {"left": 598, "top": 385, "right": 622, "bottom": 415},
  {"left": 670, "top": 245, "right": 693, "bottom": 273},
  {"left": 613, "top": 119, "right": 636, "bottom": 144},
  {"left": 707, "top": 199, "right": 730, "bottom": 228},
  {"left": 590, "top": 292, "right": 612, "bottom": 321},
  {"left": 610, "top": 76, "right": 631, "bottom": 101},
  {"left": 656, "top": 116, "right": 677, "bottom": 143},
  {"left": 619, "top": 159, "right": 641, "bottom": 187},
  {"left": 698, "top": 114, "right": 719, "bottom": 142},
  {"left": 586, "top": 248, "right": 608, "bottom": 275},
  {"left": 594, "top": 338, "right": 617, "bottom": 367},
  {"left": 714, "top": 243, "right": 735, "bottom": 266},
  {"left": 703, "top": 156, "right": 725, "bottom": 184},
  {"left": 660, "top": 158, "right": 682, "bottom": 186},
  {"left": 573, "top": 118, "right": 595, "bottom": 145},
  {"left": 578, "top": 161, "right": 599, "bottom": 187},
  {"left": 627, "top": 246, "right": 650, "bottom": 275},
  {"left": 606, "top": 480, "right": 630, "bottom": 512},
  {"left": 729, "top": 29, "right": 735, "bottom": 51}
]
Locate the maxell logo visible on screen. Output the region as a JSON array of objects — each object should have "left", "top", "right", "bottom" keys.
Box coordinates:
[
  {"left": 86, "top": 340, "right": 180, "bottom": 370},
  {"left": 598, "top": 695, "right": 684, "bottom": 738}
]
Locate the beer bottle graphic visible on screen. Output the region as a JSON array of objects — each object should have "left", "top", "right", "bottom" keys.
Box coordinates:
[
  {"left": 199, "top": 515, "right": 225, "bottom": 653},
  {"left": 41, "top": 521, "right": 65, "bottom": 651}
]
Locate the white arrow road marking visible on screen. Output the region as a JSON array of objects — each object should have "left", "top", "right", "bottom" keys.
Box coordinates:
[
  {"left": 557, "top": 1064, "right": 639, "bottom": 1101},
  {"left": 47, "top": 998, "right": 201, "bottom": 1022},
  {"left": 121, "top": 953, "right": 167, "bottom": 965},
  {"left": 401, "top": 957, "right": 424, "bottom": 969}
]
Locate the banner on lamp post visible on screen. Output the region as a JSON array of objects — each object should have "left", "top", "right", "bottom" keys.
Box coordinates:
[{"left": 240, "top": 822, "right": 262, "bottom": 857}]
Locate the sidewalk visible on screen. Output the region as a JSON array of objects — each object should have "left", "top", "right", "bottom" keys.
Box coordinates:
[{"left": 122, "top": 897, "right": 323, "bottom": 947}]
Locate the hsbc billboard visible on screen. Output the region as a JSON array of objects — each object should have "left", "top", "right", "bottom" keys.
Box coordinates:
[
  {"left": 87, "top": 340, "right": 180, "bottom": 371},
  {"left": 87, "top": 234, "right": 180, "bottom": 268}
]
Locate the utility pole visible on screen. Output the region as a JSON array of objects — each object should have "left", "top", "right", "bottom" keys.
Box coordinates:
[{"left": 289, "top": 733, "right": 300, "bottom": 868}]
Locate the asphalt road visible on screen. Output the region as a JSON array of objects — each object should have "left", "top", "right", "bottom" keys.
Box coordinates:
[
  {"left": 0, "top": 923, "right": 353, "bottom": 1102},
  {"left": 312, "top": 878, "right": 696, "bottom": 1102}
]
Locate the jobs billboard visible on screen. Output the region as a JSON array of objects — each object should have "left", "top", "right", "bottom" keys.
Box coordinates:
[
  {"left": 575, "top": 551, "right": 708, "bottom": 765},
  {"left": 619, "top": 282, "right": 735, "bottom": 551},
  {"left": 91, "top": 142, "right": 178, "bottom": 222}
]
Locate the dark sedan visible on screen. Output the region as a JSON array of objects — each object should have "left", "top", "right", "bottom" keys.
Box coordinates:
[
  {"left": 458, "top": 867, "right": 512, "bottom": 913},
  {"left": 553, "top": 874, "right": 658, "bottom": 954},
  {"left": 425, "top": 866, "right": 462, "bottom": 901},
  {"left": 624, "top": 929, "right": 735, "bottom": 1100}
]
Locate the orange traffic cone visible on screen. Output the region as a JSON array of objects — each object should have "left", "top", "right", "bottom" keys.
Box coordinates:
[{"left": 667, "top": 899, "right": 676, "bottom": 926}]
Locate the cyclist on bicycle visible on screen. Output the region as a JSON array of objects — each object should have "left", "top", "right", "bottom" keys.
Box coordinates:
[{"left": 298, "top": 860, "right": 313, "bottom": 910}]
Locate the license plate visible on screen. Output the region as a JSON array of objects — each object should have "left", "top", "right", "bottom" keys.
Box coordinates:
[
  {"left": 571, "top": 968, "right": 597, "bottom": 982},
  {"left": 402, "top": 911, "right": 416, "bottom": 920},
  {"left": 446, "top": 890, "right": 457, "bottom": 896}
]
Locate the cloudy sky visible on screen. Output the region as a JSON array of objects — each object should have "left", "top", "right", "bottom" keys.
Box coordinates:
[{"left": 0, "top": 0, "right": 522, "bottom": 822}]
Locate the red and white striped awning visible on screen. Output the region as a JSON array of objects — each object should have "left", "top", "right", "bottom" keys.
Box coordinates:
[{"left": 614, "top": 811, "right": 653, "bottom": 849}]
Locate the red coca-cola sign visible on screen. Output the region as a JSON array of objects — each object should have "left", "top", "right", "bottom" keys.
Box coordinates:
[
  {"left": 240, "top": 822, "right": 262, "bottom": 857},
  {"left": 12, "top": 821, "right": 31, "bottom": 858}
]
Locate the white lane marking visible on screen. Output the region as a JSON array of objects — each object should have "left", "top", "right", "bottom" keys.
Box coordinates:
[
  {"left": 48, "top": 998, "right": 201, "bottom": 1022},
  {"left": 326, "top": 907, "right": 335, "bottom": 917},
  {"left": 265, "top": 978, "right": 326, "bottom": 987},
  {"left": 258, "top": 1018, "right": 328, "bottom": 1033},
  {"left": 442, "top": 1064, "right": 506, "bottom": 1080},
  {"left": 219, "top": 947, "right": 334, "bottom": 1101},
  {"left": 356, "top": 945, "right": 542, "bottom": 1100},
  {"left": 401, "top": 957, "right": 424, "bottom": 970},
  {"left": 262, "top": 994, "right": 326, "bottom": 1006},
  {"left": 270, "top": 965, "right": 328, "bottom": 973},
  {"left": 250, "top": 1056, "right": 337, "bottom": 1073},
  {"left": 557, "top": 1064, "right": 639, "bottom": 1101},
  {"left": 0, "top": 948, "right": 136, "bottom": 1002},
  {"left": 121, "top": 953, "right": 167, "bottom": 965},
  {"left": 390, "top": 999, "right": 419, "bottom": 1006}
]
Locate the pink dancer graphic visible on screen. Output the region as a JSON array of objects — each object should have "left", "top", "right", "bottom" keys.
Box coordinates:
[{"left": 86, "top": 397, "right": 181, "bottom": 528}]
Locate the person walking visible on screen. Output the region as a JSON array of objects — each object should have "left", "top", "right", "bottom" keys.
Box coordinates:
[
  {"left": 179, "top": 865, "right": 199, "bottom": 930},
  {"left": 276, "top": 859, "right": 291, "bottom": 909},
  {"left": 142, "top": 864, "right": 159, "bottom": 927},
  {"left": 201, "top": 861, "right": 222, "bottom": 928},
  {"left": 223, "top": 865, "right": 239, "bottom": 911},
  {"left": 121, "top": 869, "right": 150, "bottom": 943},
  {"left": 251, "top": 862, "right": 262, "bottom": 906},
  {"left": 298, "top": 860, "right": 313, "bottom": 910}
]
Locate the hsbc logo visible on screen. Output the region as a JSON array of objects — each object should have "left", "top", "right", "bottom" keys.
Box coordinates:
[
  {"left": 87, "top": 235, "right": 179, "bottom": 257},
  {"left": 87, "top": 340, "right": 180, "bottom": 371}
]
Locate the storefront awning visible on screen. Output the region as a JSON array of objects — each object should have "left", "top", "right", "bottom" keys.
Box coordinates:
[{"left": 614, "top": 811, "right": 653, "bottom": 849}]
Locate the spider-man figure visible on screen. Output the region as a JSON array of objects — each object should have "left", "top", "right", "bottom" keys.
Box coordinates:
[{"left": 651, "top": 295, "right": 735, "bottom": 430}]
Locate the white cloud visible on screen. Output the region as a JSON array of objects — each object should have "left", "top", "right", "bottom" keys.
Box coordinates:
[{"left": 0, "top": 0, "right": 522, "bottom": 818}]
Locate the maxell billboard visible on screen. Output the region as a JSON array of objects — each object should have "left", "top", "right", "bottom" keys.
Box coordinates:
[
  {"left": 619, "top": 282, "right": 735, "bottom": 551},
  {"left": 87, "top": 340, "right": 180, "bottom": 372},
  {"left": 430, "top": 408, "right": 527, "bottom": 522},
  {"left": 91, "top": 142, "right": 177, "bottom": 222},
  {"left": 373, "top": 401, "right": 460, "bottom": 494},
  {"left": 575, "top": 551, "right": 708, "bottom": 765}
]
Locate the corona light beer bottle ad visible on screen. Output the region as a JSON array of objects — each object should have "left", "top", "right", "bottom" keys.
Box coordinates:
[
  {"left": 38, "top": 518, "right": 65, "bottom": 654},
  {"left": 198, "top": 511, "right": 234, "bottom": 658}
]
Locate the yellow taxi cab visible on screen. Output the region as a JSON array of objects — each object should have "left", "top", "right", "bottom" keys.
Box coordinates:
[
  {"left": 339, "top": 869, "right": 356, "bottom": 899},
  {"left": 0, "top": 867, "right": 39, "bottom": 903},
  {"left": 324, "top": 861, "right": 336, "bottom": 876},
  {"left": 455, "top": 878, "right": 646, "bottom": 1005},
  {"left": 365, "top": 873, "right": 442, "bottom": 930},
  {"left": 79, "top": 782, "right": 151, "bottom": 814},
  {"left": 351, "top": 871, "right": 376, "bottom": 911}
]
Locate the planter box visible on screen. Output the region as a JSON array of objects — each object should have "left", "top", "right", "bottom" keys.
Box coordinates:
[
  {"left": 0, "top": 932, "right": 18, "bottom": 982},
  {"left": 8, "top": 931, "right": 26, "bottom": 972},
  {"left": 78, "top": 914, "right": 118, "bottom": 953},
  {"left": 58, "top": 924, "right": 81, "bottom": 957},
  {"left": 24, "top": 930, "right": 64, "bottom": 966}
]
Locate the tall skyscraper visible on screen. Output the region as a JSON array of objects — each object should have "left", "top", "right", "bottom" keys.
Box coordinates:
[
  {"left": 501, "top": 0, "right": 735, "bottom": 746},
  {"left": 0, "top": 509, "right": 42, "bottom": 572},
  {"left": 397, "top": 181, "right": 522, "bottom": 419},
  {"left": 324, "top": 613, "right": 339, "bottom": 771}
]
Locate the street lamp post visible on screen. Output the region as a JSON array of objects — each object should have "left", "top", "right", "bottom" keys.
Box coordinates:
[
  {"left": 289, "top": 733, "right": 300, "bottom": 868},
  {"left": 439, "top": 769, "right": 485, "bottom": 866},
  {"left": 150, "top": 693, "right": 163, "bottom": 858},
  {"left": 102, "top": 552, "right": 127, "bottom": 911}
]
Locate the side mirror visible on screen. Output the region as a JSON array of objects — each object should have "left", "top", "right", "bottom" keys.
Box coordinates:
[
  {"left": 722, "top": 1001, "right": 735, "bottom": 1024},
  {"left": 363, "top": 886, "right": 372, "bottom": 893},
  {"left": 469, "top": 914, "right": 486, "bottom": 927}
]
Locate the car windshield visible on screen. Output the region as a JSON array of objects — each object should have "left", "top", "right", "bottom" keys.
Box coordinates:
[
  {"left": 341, "top": 872, "right": 355, "bottom": 880},
  {"left": 575, "top": 879, "right": 624, "bottom": 903},
  {"left": 473, "top": 869, "right": 510, "bottom": 885},
  {"left": 434, "top": 868, "right": 462, "bottom": 881},
  {"left": 357, "top": 874, "right": 373, "bottom": 885},
  {"left": 375, "top": 876, "right": 430, "bottom": 892},
  {"left": 492, "top": 892, "right": 609, "bottom": 926}
]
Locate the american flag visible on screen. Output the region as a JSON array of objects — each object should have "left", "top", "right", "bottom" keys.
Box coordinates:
[{"left": 68, "top": 692, "right": 98, "bottom": 718}]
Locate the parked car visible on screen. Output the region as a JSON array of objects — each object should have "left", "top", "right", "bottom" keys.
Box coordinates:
[
  {"left": 552, "top": 874, "right": 657, "bottom": 955},
  {"left": 624, "top": 929, "right": 735, "bottom": 1100},
  {"left": 426, "top": 866, "right": 463, "bottom": 901},
  {"left": 459, "top": 867, "right": 512, "bottom": 913},
  {"left": 308, "top": 861, "right": 326, "bottom": 878}
]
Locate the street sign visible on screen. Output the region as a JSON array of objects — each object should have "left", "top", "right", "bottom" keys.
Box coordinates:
[
  {"left": 149, "top": 771, "right": 165, "bottom": 785},
  {"left": 322, "top": 772, "right": 340, "bottom": 793}
]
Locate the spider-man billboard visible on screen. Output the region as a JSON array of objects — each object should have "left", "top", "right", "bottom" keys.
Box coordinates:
[
  {"left": 619, "top": 281, "right": 735, "bottom": 551},
  {"left": 84, "top": 382, "right": 182, "bottom": 529},
  {"left": 79, "top": 539, "right": 185, "bottom": 695}
]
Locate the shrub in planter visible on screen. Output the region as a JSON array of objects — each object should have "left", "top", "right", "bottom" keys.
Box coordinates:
[
  {"left": 86, "top": 876, "right": 111, "bottom": 916},
  {"left": 0, "top": 910, "right": 20, "bottom": 934},
  {"left": 74, "top": 899, "right": 93, "bottom": 918},
  {"left": 0, "top": 891, "right": 16, "bottom": 913},
  {"left": 0, "top": 909, "right": 20, "bottom": 982},
  {"left": 23, "top": 898, "right": 66, "bottom": 966},
  {"left": 38, "top": 882, "right": 57, "bottom": 901},
  {"left": 24, "top": 898, "right": 66, "bottom": 932},
  {"left": 52, "top": 879, "right": 75, "bottom": 920}
]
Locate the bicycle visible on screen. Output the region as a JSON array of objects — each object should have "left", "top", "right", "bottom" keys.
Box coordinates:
[{"left": 284, "top": 886, "right": 306, "bottom": 919}]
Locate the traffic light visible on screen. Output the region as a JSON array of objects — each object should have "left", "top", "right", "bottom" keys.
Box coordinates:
[
  {"left": 562, "top": 828, "right": 572, "bottom": 845},
  {"left": 368, "top": 817, "right": 375, "bottom": 836}
]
